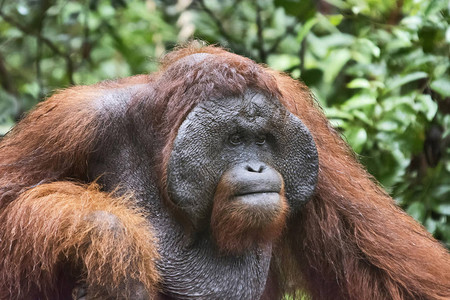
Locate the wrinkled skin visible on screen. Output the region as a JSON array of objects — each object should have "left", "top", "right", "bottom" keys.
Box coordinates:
[
  {"left": 89, "top": 91, "right": 318, "bottom": 299},
  {"left": 5, "top": 45, "right": 447, "bottom": 300}
]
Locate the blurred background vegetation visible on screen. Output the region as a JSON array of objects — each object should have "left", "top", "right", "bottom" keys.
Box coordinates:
[{"left": 0, "top": 0, "right": 449, "bottom": 247}]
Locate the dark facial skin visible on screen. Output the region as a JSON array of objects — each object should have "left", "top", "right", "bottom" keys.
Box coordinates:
[
  {"left": 160, "top": 91, "right": 318, "bottom": 299},
  {"left": 89, "top": 90, "right": 318, "bottom": 299},
  {"left": 220, "top": 161, "right": 283, "bottom": 214},
  {"left": 168, "top": 91, "right": 318, "bottom": 226}
]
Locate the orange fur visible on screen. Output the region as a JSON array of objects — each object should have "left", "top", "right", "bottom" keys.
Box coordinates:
[
  {"left": 0, "top": 43, "right": 449, "bottom": 299},
  {"left": 0, "top": 76, "right": 160, "bottom": 299},
  {"left": 0, "top": 182, "right": 159, "bottom": 299},
  {"left": 274, "top": 72, "right": 450, "bottom": 300},
  {"left": 211, "top": 176, "right": 289, "bottom": 254},
  {"left": 0, "top": 76, "right": 149, "bottom": 207}
]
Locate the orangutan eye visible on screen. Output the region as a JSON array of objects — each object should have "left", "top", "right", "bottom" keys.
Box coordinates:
[
  {"left": 255, "top": 135, "right": 266, "bottom": 145},
  {"left": 229, "top": 134, "right": 243, "bottom": 145}
]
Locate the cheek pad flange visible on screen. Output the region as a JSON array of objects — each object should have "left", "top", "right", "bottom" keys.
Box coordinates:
[{"left": 167, "top": 96, "right": 319, "bottom": 221}]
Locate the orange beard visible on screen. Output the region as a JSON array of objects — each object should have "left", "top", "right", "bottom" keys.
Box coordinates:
[{"left": 210, "top": 176, "right": 289, "bottom": 254}]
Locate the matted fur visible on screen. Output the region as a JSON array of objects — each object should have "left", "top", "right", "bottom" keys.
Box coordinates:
[
  {"left": 0, "top": 182, "right": 159, "bottom": 299},
  {"left": 273, "top": 72, "right": 450, "bottom": 300},
  {"left": 0, "top": 43, "right": 449, "bottom": 299}
]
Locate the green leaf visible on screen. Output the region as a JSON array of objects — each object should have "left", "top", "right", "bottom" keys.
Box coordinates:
[
  {"left": 432, "top": 183, "right": 450, "bottom": 198},
  {"left": 297, "top": 18, "right": 318, "bottom": 44},
  {"left": 434, "top": 204, "right": 450, "bottom": 216},
  {"left": 386, "top": 72, "right": 428, "bottom": 92},
  {"left": 267, "top": 54, "right": 300, "bottom": 71},
  {"left": 406, "top": 202, "right": 426, "bottom": 222},
  {"left": 357, "top": 38, "right": 380, "bottom": 58},
  {"left": 323, "top": 49, "right": 351, "bottom": 83},
  {"left": 377, "top": 120, "right": 398, "bottom": 132},
  {"left": 347, "top": 78, "right": 370, "bottom": 89},
  {"left": 430, "top": 78, "right": 450, "bottom": 98},
  {"left": 425, "top": 218, "right": 438, "bottom": 234},
  {"left": 345, "top": 127, "right": 367, "bottom": 153},
  {"left": 328, "top": 119, "right": 346, "bottom": 128},
  {"left": 0, "top": 122, "right": 14, "bottom": 136},
  {"left": 341, "top": 94, "right": 376, "bottom": 110},
  {"left": 401, "top": 16, "right": 422, "bottom": 31},
  {"left": 415, "top": 94, "right": 438, "bottom": 121},
  {"left": 381, "top": 96, "right": 414, "bottom": 111},
  {"left": 22, "top": 82, "right": 40, "bottom": 99},
  {"left": 437, "top": 223, "right": 450, "bottom": 246},
  {"left": 424, "top": 0, "right": 446, "bottom": 17},
  {"left": 275, "top": 0, "right": 316, "bottom": 18},
  {"left": 352, "top": 110, "right": 373, "bottom": 126},
  {"left": 324, "top": 107, "right": 354, "bottom": 120},
  {"left": 327, "top": 14, "right": 343, "bottom": 26},
  {"left": 319, "top": 33, "right": 355, "bottom": 48}
]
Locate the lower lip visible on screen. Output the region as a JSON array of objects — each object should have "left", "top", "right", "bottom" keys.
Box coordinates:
[{"left": 234, "top": 192, "right": 281, "bottom": 207}]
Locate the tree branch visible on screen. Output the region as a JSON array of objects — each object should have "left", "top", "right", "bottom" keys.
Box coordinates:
[
  {"left": 267, "top": 23, "right": 297, "bottom": 54},
  {"left": 0, "top": 52, "right": 17, "bottom": 95},
  {"left": 223, "top": 0, "right": 240, "bottom": 18},
  {"left": 197, "top": 0, "right": 233, "bottom": 42},
  {"left": 299, "top": 36, "right": 307, "bottom": 75},
  {"left": 0, "top": 10, "right": 75, "bottom": 84},
  {"left": 255, "top": 4, "right": 267, "bottom": 63},
  {"left": 0, "top": 11, "right": 63, "bottom": 56}
]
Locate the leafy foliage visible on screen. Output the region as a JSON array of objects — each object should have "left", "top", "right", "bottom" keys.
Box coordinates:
[{"left": 1, "top": 0, "right": 449, "bottom": 246}]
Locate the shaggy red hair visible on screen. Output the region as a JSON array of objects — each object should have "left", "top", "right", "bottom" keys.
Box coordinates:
[
  {"left": 211, "top": 174, "right": 289, "bottom": 253},
  {"left": 0, "top": 43, "right": 449, "bottom": 299}
]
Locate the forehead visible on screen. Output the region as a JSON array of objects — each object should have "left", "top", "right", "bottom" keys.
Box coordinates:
[{"left": 193, "top": 90, "right": 286, "bottom": 123}]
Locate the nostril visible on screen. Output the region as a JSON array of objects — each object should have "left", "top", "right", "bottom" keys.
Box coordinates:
[{"left": 246, "top": 164, "right": 265, "bottom": 173}]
